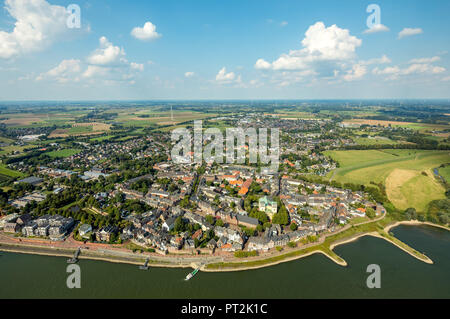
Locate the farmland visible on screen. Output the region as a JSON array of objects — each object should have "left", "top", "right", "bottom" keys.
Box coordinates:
[
  {"left": 0, "top": 164, "right": 24, "bottom": 178},
  {"left": 438, "top": 165, "right": 450, "bottom": 183},
  {"left": 325, "top": 149, "right": 450, "bottom": 212},
  {"left": 46, "top": 149, "right": 82, "bottom": 158}
]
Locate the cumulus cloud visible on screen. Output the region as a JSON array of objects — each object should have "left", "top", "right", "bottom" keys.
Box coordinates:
[
  {"left": 398, "top": 28, "right": 423, "bottom": 39},
  {"left": 87, "top": 37, "right": 127, "bottom": 66},
  {"left": 255, "top": 59, "right": 272, "bottom": 70},
  {"left": 0, "top": 0, "right": 70, "bottom": 59},
  {"left": 184, "top": 72, "right": 195, "bottom": 78},
  {"left": 36, "top": 59, "right": 81, "bottom": 82},
  {"left": 409, "top": 56, "right": 440, "bottom": 64},
  {"left": 373, "top": 63, "right": 445, "bottom": 79},
  {"left": 216, "top": 67, "right": 236, "bottom": 82},
  {"left": 131, "top": 21, "right": 161, "bottom": 41},
  {"left": 363, "top": 24, "right": 390, "bottom": 34},
  {"left": 130, "top": 62, "right": 144, "bottom": 71},
  {"left": 254, "top": 22, "right": 362, "bottom": 73},
  {"left": 254, "top": 22, "right": 366, "bottom": 84},
  {"left": 36, "top": 36, "right": 144, "bottom": 84},
  {"left": 360, "top": 55, "right": 391, "bottom": 65},
  {"left": 343, "top": 64, "right": 367, "bottom": 81}
]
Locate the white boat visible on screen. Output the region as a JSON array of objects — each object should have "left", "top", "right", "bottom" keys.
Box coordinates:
[{"left": 185, "top": 268, "right": 199, "bottom": 281}]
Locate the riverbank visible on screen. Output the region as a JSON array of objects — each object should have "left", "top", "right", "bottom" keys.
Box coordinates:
[
  {"left": 385, "top": 220, "right": 450, "bottom": 233},
  {"left": 1, "top": 220, "right": 448, "bottom": 272},
  {"left": 0, "top": 242, "right": 193, "bottom": 269}
]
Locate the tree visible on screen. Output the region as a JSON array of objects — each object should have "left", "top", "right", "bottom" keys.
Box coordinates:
[
  {"left": 174, "top": 216, "right": 186, "bottom": 233},
  {"left": 290, "top": 223, "right": 298, "bottom": 231},
  {"left": 366, "top": 207, "right": 376, "bottom": 219},
  {"left": 215, "top": 219, "right": 224, "bottom": 227},
  {"left": 404, "top": 207, "right": 417, "bottom": 220},
  {"left": 205, "top": 215, "right": 215, "bottom": 225}
]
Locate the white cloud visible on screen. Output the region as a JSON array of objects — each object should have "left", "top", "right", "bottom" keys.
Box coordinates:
[
  {"left": 131, "top": 21, "right": 161, "bottom": 41},
  {"left": 216, "top": 67, "right": 236, "bottom": 82},
  {"left": 398, "top": 28, "right": 423, "bottom": 39},
  {"left": 130, "top": 62, "right": 144, "bottom": 71},
  {"left": 87, "top": 37, "right": 127, "bottom": 66},
  {"left": 409, "top": 56, "right": 440, "bottom": 64},
  {"left": 373, "top": 63, "right": 445, "bottom": 79},
  {"left": 255, "top": 22, "right": 362, "bottom": 72},
  {"left": 363, "top": 24, "right": 390, "bottom": 34},
  {"left": 372, "top": 66, "right": 400, "bottom": 75},
  {"left": 361, "top": 55, "right": 391, "bottom": 65},
  {"left": 343, "top": 64, "right": 367, "bottom": 81},
  {"left": 35, "top": 36, "right": 144, "bottom": 84},
  {"left": 280, "top": 21, "right": 288, "bottom": 27},
  {"left": 255, "top": 59, "right": 272, "bottom": 70},
  {"left": 442, "top": 76, "right": 450, "bottom": 82},
  {"left": 185, "top": 72, "right": 195, "bottom": 78},
  {"left": 82, "top": 65, "right": 107, "bottom": 78},
  {"left": 36, "top": 59, "right": 81, "bottom": 82},
  {"left": 0, "top": 0, "right": 70, "bottom": 59}
]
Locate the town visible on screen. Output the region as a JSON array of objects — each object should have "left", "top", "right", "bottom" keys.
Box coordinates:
[{"left": 0, "top": 110, "right": 394, "bottom": 261}]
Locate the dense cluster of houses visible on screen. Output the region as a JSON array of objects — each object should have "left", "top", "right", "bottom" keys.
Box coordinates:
[{"left": 1, "top": 213, "right": 75, "bottom": 240}]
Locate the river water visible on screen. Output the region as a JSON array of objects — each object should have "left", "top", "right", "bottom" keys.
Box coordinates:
[{"left": 0, "top": 225, "right": 449, "bottom": 299}]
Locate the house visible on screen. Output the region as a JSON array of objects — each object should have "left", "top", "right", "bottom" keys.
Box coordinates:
[
  {"left": 79, "top": 224, "right": 93, "bottom": 238},
  {"left": 22, "top": 223, "right": 37, "bottom": 237},
  {"left": 15, "top": 176, "right": 43, "bottom": 186},
  {"left": 192, "top": 229, "right": 203, "bottom": 241},
  {"left": 184, "top": 238, "right": 195, "bottom": 249},
  {"left": 247, "top": 237, "right": 273, "bottom": 251},
  {"left": 16, "top": 214, "right": 32, "bottom": 226},
  {"left": 198, "top": 201, "right": 217, "bottom": 215},
  {"left": 236, "top": 214, "right": 259, "bottom": 229},
  {"left": 4, "top": 222, "right": 19, "bottom": 233},
  {"left": 258, "top": 196, "right": 278, "bottom": 219},
  {"left": 37, "top": 224, "right": 50, "bottom": 236},
  {"left": 96, "top": 226, "right": 118, "bottom": 242},
  {"left": 162, "top": 217, "right": 176, "bottom": 232},
  {"left": 0, "top": 213, "right": 19, "bottom": 229},
  {"left": 206, "top": 238, "right": 217, "bottom": 250}
]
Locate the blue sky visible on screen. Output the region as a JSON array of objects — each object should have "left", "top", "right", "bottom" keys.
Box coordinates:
[{"left": 0, "top": 0, "right": 449, "bottom": 100}]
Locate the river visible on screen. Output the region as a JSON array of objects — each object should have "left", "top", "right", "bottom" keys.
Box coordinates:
[{"left": 0, "top": 225, "right": 449, "bottom": 299}]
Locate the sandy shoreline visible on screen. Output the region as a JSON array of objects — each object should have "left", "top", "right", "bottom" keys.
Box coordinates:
[
  {"left": 384, "top": 220, "right": 450, "bottom": 233},
  {"left": 201, "top": 249, "right": 347, "bottom": 273},
  {"left": 1, "top": 220, "right": 447, "bottom": 272},
  {"left": 0, "top": 243, "right": 193, "bottom": 269}
]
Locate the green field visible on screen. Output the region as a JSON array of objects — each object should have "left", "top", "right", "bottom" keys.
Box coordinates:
[
  {"left": 355, "top": 137, "right": 399, "bottom": 146},
  {"left": 438, "top": 166, "right": 450, "bottom": 183},
  {"left": 46, "top": 149, "right": 82, "bottom": 158},
  {"left": 0, "top": 164, "right": 25, "bottom": 178},
  {"left": 325, "top": 149, "right": 450, "bottom": 212}
]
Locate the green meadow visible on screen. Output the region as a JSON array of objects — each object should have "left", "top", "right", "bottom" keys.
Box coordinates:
[
  {"left": 325, "top": 149, "right": 450, "bottom": 212},
  {"left": 46, "top": 149, "right": 82, "bottom": 158}
]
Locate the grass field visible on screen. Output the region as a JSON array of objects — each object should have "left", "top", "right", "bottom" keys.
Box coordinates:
[
  {"left": 345, "top": 119, "right": 450, "bottom": 133},
  {"left": 438, "top": 166, "right": 450, "bottom": 183},
  {"left": 325, "top": 149, "right": 450, "bottom": 212},
  {"left": 0, "top": 164, "right": 25, "bottom": 178},
  {"left": 354, "top": 137, "right": 399, "bottom": 145},
  {"left": 46, "top": 149, "right": 82, "bottom": 158},
  {"left": 116, "top": 111, "right": 217, "bottom": 127}
]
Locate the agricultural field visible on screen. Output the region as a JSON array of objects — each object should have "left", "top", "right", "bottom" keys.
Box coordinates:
[
  {"left": 344, "top": 119, "right": 450, "bottom": 133},
  {"left": 325, "top": 149, "right": 450, "bottom": 212},
  {"left": 49, "top": 123, "right": 111, "bottom": 138},
  {"left": 46, "top": 149, "right": 82, "bottom": 158},
  {"left": 116, "top": 110, "right": 217, "bottom": 127},
  {"left": 0, "top": 164, "right": 25, "bottom": 178},
  {"left": 438, "top": 165, "right": 450, "bottom": 183},
  {"left": 354, "top": 137, "right": 399, "bottom": 146}
]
